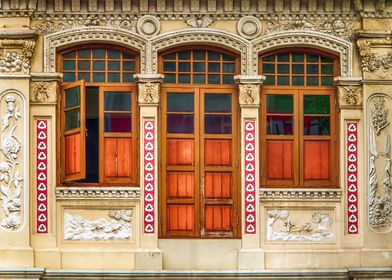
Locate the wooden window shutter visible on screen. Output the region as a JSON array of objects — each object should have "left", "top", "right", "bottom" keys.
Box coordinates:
[{"left": 60, "top": 80, "right": 86, "bottom": 182}]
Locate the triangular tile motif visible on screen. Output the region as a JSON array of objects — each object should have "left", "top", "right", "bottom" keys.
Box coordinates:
[
  {"left": 346, "top": 122, "right": 358, "bottom": 235},
  {"left": 36, "top": 120, "right": 48, "bottom": 234}
]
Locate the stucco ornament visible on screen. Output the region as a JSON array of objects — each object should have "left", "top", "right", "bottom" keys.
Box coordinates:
[
  {"left": 32, "top": 17, "right": 100, "bottom": 35},
  {"left": 64, "top": 210, "right": 132, "bottom": 241},
  {"left": 238, "top": 84, "right": 260, "bottom": 106},
  {"left": 237, "top": 16, "right": 262, "bottom": 40},
  {"left": 357, "top": 38, "right": 392, "bottom": 72},
  {"left": 267, "top": 210, "right": 334, "bottom": 242},
  {"left": 186, "top": 15, "right": 213, "bottom": 28},
  {"left": 30, "top": 82, "right": 57, "bottom": 104},
  {"left": 138, "top": 82, "right": 160, "bottom": 105},
  {"left": 0, "top": 95, "right": 23, "bottom": 230},
  {"left": 337, "top": 86, "right": 363, "bottom": 109},
  {"left": 137, "top": 15, "right": 160, "bottom": 37},
  {"left": 368, "top": 95, "right": 392, "bottom": 232},
  {"left": 0, "top": 40, "right": 35, "bottom": 74}
]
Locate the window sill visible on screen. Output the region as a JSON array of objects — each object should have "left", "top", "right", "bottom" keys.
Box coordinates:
[
  {"left": 259, "top": 187, "right": 341, "bottom": 201},
  {"left": 55, "top": 186, "right": 140, "bottom": 200}
]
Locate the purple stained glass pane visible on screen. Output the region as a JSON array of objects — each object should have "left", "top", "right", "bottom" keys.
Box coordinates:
[
  {"left": 205, "top": 115, "right": 231, "bottom": 134},
  {"left": 167, "top": 114, "right": 194, "bottom": 134},
  {"left": 104, "top": 113, "right": 132, "bottom": 132},
  {"left": 266, "top": 116, "right": 293, "bottom": 135}
]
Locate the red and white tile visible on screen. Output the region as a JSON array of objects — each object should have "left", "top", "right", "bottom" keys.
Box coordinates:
[
  {"left": 244, "top": 120, "right": 256, "bottom": 234},
  {"left": 347, "top": 122, "right": 358, "bottom": 234},
  {"left": 143, "top": 120, "right": 155, "bottom": 234},
  {"left": 36, "top": 120, "right": 48, "bottom": 234}
]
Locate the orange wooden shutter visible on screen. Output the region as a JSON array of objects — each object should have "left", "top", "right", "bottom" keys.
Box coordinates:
[{"left": 60, "top": 80, "right": 86, "bottom": 182}]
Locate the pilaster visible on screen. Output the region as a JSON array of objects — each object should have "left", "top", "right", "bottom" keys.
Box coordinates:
[
  {"left": 0, "top": 28, "right": 37, "bottom": 268},
  {"left": 234, "top": 74, "right": 265, "bottom": 269},
  {"left": 134, "top": 73, "right": 164, "bottom": 269}
]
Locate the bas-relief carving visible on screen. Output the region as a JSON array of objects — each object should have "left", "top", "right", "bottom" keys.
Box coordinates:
[
  {"left": 186, "top": 15, "right": 213, "bottom": 28},
  {"left": 0, "top": 94, "right": 23, "bottom": 230},
  {"left": 337, "top": 86, "right": 363, "bottom": 109},
  {"left": 0, "top": 39, "right": 35, "bottom": 74},
  {"left": 267, "top": 210, "right": 334, "bottom": 242},
  {"left": 64, "top": 210, "right": 132, "bottom": 241},
  {"left": 238, "top": 84, "right": 260, "bottom": 106},
  {"left": 368, "top": 95, "right": 392, "bottom": 232},
  {"left": 30, "top": 82, "right": 57, "bottom": 104},
  {"left": 138, "top": 82, "right": 160, "bottom": 105},
  {"left": 357, "top": 38, "right": 392, "bottom": 73}
]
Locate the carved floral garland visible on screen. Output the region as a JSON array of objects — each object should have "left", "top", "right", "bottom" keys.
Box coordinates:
[{"left": 0, "top": 95, "right": 23, "bottom": 230}]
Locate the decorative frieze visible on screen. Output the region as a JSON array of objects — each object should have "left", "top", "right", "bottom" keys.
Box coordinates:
[
  {"left": 260, "top": 189, "right": 342, "bottom": 201},
  {"left": 347, "top": 122, "right": 359, "bottom": 234},
  {"left": 368, "top": 95, "right": 392, "bottom": 232},
  {"left": 30, "top": 82, "right": 57, "bottom": 104},
  {"left": 357, "top": 37, "right": 392, "bottom": 73},
  {"left": 0, "top": 38, "right": 36, "bottom": 74},
  {"left": 244, "top": 120, "right": 256, "bottom": 235},
  {"left": 64, "top": 210, "right": 132, "bottom": 241},
  {"left": 36, "top": 120, "right": 48, "bottom": 234},
  {"left": 55, "top": 187, "right": 140, "bottom": 200},
  {"left": 186, "top": 15, "right": 213, "bottom": 28},
  {"left": 335, "top": 77, "right": 363, "bottom": 110},
  {"left": 267, "top": 209, "right": 334, "bottom": 242}
]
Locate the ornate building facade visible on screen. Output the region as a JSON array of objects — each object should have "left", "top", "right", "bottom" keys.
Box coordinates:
[{"left": 0, "top": 0, "right": 392, "bottom": 278}]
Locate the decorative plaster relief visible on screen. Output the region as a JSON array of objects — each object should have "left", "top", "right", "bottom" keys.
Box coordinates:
[
  {"left": 30, "top": 82, "right": 57, "bottom": 104},
  {"left": 0, "top": 39, "right": 35, "bottom": 74},
  {"left": 260, "top": 189, "right": 341, "bottom": 201},
  {"left": 347, "top": 122, "right": 359, "bottom": 234},
  {"left": 244, "top": 120, "right": 256, "bottom": 234},
  {"left": 238, "top": 84, "right": 260, "bottom": 107},
  {"left": 0, "top": 93, "right": 24, "bottom": 230},
  {"left": 137, "top": 15, "right": 160, "bottom": 37},
  {"left": 64, "top": 210, "right": 132, "bottom": 241},
  {"left": 186, "top": 15, "right": 213, "bottom": 28},
  {"left": 56, "top": 187, "right": 140, "bottom": 200},
  {"left": 338, "top": 86, "right": 363, "bottom": 109},
  {"left": 138, "top": 82, "right": 160, "bottom": 105},
  {"left": 368, "top": 95, "right": 392, "bottom": 232},
  {"left": 237, "top": 16, "right": 262, "bottom": 40},
  {"left": 36, "top": 120, "right": 48, "bottom": 233},
  {"left": 357, "top": 38, "right": 392, "bottom": 73},
  {"left": 267, "top": 209, "right": 334, "bottom": 242}
]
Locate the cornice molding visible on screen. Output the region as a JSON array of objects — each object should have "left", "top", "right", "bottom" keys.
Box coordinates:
[
  {"left": 260, "top": 188, "right": 342, "bottom": 201},
  {"left": 55, "top": 187, "right": 141, "bottom": 200}
]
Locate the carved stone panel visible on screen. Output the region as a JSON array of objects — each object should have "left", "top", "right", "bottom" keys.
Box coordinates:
[
  {"left": 138, "top": 82, "right": 160, "bottom": 105},
  {"left": 0, "top": 39, "right": 36, "bottom": 74},
  {"left": 368, "top": 94, "right": 392, "bottom": 232},
  {"left": 30, "top": 82, "right": 57, "bottom": 104},
  {"left": 337, "top": 86, "right": 363, "bottom": 109}
]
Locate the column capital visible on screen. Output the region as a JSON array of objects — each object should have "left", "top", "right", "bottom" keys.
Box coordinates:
[
  {"left": 30, "top": 72, "right": 63, "bottom": 104},
  {"left": 135, "top": 74, "right": 164, "bottom": 106},
  {"left": 335, "top": 76, "right": 363, "bottom": 110},
  {"left": 234, "top": 75, "right": 266, "bottom": 108}
]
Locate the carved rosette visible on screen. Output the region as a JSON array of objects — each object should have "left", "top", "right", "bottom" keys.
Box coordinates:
[
  {"left": 30, "top": 82, "right": 57, "bottom": 104},
  {"left": 138, "top": 82, "right": 160, "bottom": 105},
  {"left": 368, "top": 94, "right": 392, "bottom": 233},
  {"left": 0, "top": 39, "right": 36, "bottom": 74}
]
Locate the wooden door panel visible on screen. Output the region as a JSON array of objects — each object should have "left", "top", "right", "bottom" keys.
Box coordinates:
[
  {"left": 205, "top": 205, "right": 231, "bottom": 231},
  {"left": 267, "top": 140, "right": 293, "bottom": 180},
  {"left": 205, "top": 172, "right": 231, "bottom": 198},
  {"left": 304, "top": 140, "right": 330, "bottom": 180},
  {"left": 167, "top": 139, "right": 195, "bottom": 166},
  {"left": 168, "top": 205, "right": 195, "bottom": 231},
  {"left": 167, "top": 172, "right": 195, "bottom": 198},
  {"left": 117, "top": 138, "right": 132, "bottom": 177},
  {"left": 64, "top": 134, "right": 81, "bottom": 176},
  {"left": 204, "top": 140, "right": 231, "bottom": 166},
  {"left": 104, "top": 138, "right": 117, "bottom": 177}
]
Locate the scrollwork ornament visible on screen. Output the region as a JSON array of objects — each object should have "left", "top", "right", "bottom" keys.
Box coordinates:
[
  {"left": 138, "top": 82, "right": 160, "bottom": 105},
  {"left": 357, "top": 38, "right": 392, "bottom": 73},
  {"left": 186, "top": 15, "right": 213, "bottom": 28},
  {"left": 338, "top": 86, "right": 362, "bottom": 109},
  {"left": 30, "top": 82, "right": 57, "bottom": 104},
  {"left": 0, "top": 95, "right": 23, "bottom": 230},
  {"left": 0, "top": 40, "right": 35, "bottom": 74},
  {"left": 371, "top": 97, "right": 389, "bottom": 135},
  {"left": 238, "top": 84, "right": 260, "bottom": 106}
]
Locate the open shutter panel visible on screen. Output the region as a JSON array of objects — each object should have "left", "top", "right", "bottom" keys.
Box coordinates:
[{"left": 61, "top": 80, "right": 86, "bottom": 182}]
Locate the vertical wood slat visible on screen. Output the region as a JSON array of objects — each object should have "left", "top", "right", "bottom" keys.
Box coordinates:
[
  {"left": 205, "top": 206, "right": 231, "bottom": 231},
  {"left": 304, "top": 141, "right": 330, "bottom": 180},
  {"left": 258, "top": 0, "right": 267, "bottom": 12},
  {"left": 65, "top": 134, "right": 81, "bottom": 176},
  {"left": 267, "top": 141, "right": 293, "bottom": 180},
  {"left": 325, "top": 0, "right": 334, "bottom": 12},
  {"left": 205, "top": 173, "right": 231, "bottom": 198},
  {"left": 104, "top": 138, "right": 117, "bottom": 177},
  {"left": 241, "top": 0, "right": 250, "bottom": 11},
  {"left": 308, "top": 0, "right": 317, "bottom": 12},
  {"left": 290, "top": 0, "right": 300, "bottom": 12},
  {"left": 71, "top": 0, "right": 80, "bottom": 11},
  {"left": 168, "top": 205, "right": 194, "bottom": 231},
  {"left": 167, "top": 172, "right": 195, "bottom": 198},
  {"left": 208, "top": 0, "right": 216, "bottom": 12},
  {"left": 116, "top": 138, "right": 132, "bottom": 177},
  {"left": 88, "top": 0, "right": 98, "bottom": 12},
  {"left": 167, "top": 139, "right": 195, "bottom": 165},
  {"left": 274, "top": 0, "right": 284, "bottom": 12},
  {"left": 204, "top": 140, "right": 231, "bottom": 166},
  {"left": 191, "top": 0, "right": 199, "bottom": 12},
  {"left": 174, "top": 0, "right": 183, "bottom": 12},
  {"left": 224, "top": 0, "right": 233, "bottom": 12},
  {"left": 122, "top": 0, "right": 131, "bottom": 11}
]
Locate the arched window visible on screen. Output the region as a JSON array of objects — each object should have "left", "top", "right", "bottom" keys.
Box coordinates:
[
  {"left": 259, "top": 49, "right": 339, "bottom": 188},
  {"left": 159, "top": 47, "right": 240, "bottom": 238},
  {"left": 58, "top": 45, "right": 139, "bottom": 185}
]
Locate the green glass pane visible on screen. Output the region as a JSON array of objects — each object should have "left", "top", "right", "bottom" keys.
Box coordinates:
[
  {"left": 78, "top": 61, "right": 90, "bottom": 70},
  {"left": 303, "top": 95, "right": 330, "bottom": 114},
  {"left": 63, "top": 73, "right": 75, "bottom": 82},
  {"left": 292, "top": 64, "right": 304, "bottom": 74},
  {"left": 167, "top": 93, "right": 194, "bottom": 112},
  {"left": 78, "top": 49, "right": 90, "bottom": 58},
  {"left": 306, "top": 54, "right": 318, "bottom": 62},
  {"left": 262, "top": 64, "right": 274, "bottom": 74},
  {"left": 304, "top": 116, "right": 330, "bottom": 135},
  {"left": 93, "top": 73, "right": 105, "bottom": 82},
  {"left": 321, "top": 56, "right": 334, "bottom": 63},
  {"left": 277, "top": 76, "right": 289, "bottom": 85},
  {"left": 108, "top": 73, "right": 120, "bottom": 82},
  {"left": 65, "top": 86, "right": 80, "bottom": 108},
  {"left": 292, "top": 76, "right": 304, "bottom": 86},
  {"left": 108, "top": 49, "right": 120, "bottom": 59},
  {"left": 123, "top": 61, "right": 135, "bottom": 71},
  {"left": 164, "top": 74, "right": 176, "bottom": 83},
  {"left": 104, "top": 91, "right": 131, "bottom": 111},
  {"left": 164, "top": 62, "right": 176, "bottom": 72},
  {"left": 307, "top": 64, "right": 319, "bottom": 74},
  {"left": 292, "top": 52, "right": 304, "bottom": 62},
  {"left": 267, "top": 95, "right": 293, "bottom": 114},
  {"left": 264, "top": 75, "right": 275, "bottom": 85},
  {"left": 65, "top": 108, "right": 80, "bottom": 130},
  {"left": 178, "top": 74, "right": 190, "bottom": 83},
  {"left": 78, "top": 72, "right": 90, "bottom": 82},
  {"left": 93, "top": 61, "right": 105, "bottom": 71},
  {"left": 208, "top": 63, "right": 220, "bottom": 73},
  {"left": 92, "top": 49, "right": 106, "bottom": 59},
  {"left": 63, "top": 51, "right": 76, "bottom": 58},
  {"left": 193, "top": 62, "right": 205, "bottom": 72},
  {"left": 321, "top": 76, "right": 334, "bottom": 86},
  {"left": 222, "top": 54, "right": 235, "bottom": 61},
  {"left": 193, "top": 51, "right": 205, "bottom": 60},
  {"left": 208, "top": 51, "right": 220, "bottom": 61},
  {"left": 208, "top": 74, "right": 220, "bottom": 84},
  {"left": 277, "top": 64, "right": 289, "bottom": 74},
  {"left": 63, "top": 60, "right": 76, "bottom": 70},
  {"left": 194, "top": 74, "right": 205, "bottom": 84},
  {"left": 277, "top": 53, "right": 289, "bottom": 62},
  {"left": 163, "top": 53, "right": 176, "bottom": 60},
  {"left": 178, "top": 51, "right": 191, "bottom": 60},
  {"left": 306, "top": 76, "right": 318, "bottom": 86},
  {"left": 108, "top": 61, "right": 120, "bottom": 71},
  {"left": 223, "top": 75, "right": 234, "bottom": 85},
  {"left": 179, "top": 62, "right": 190, "bottom": 72},
  {"left": 321, "top": 64, "right": 333, "bottom": 74},
  {"left": 263, "top": 55, "right": 275, "bottom": 62},
  {"left": 223, "top": 63, "right": 235, "bottom": 73},
  {"left": 205, "top": 93, "right": 231, "bottom": 113},
  {"left": 123, "top": 74, "right": 134, "bottom": 83},
  {"left": 123, "top": 52, "right": 135, "bottom": 59}
]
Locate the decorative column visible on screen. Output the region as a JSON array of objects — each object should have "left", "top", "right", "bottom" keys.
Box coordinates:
[
  {"left": 235, "top": 75, "right": 265, "bottom": 269},
  {"left": 0, "top": 28, "right": 36, "bottom": 267},
  {"left": 135, "top": 74, "right": 164, "bottom": 269},
  {"left": 30, "top": 72, "right": 62, "bottom": 268}
]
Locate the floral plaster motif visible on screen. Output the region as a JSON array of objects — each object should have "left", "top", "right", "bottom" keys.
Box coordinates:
[
  {"left": 186, "top": 15, "right": 213, "bottom": 28},
  {"left": 0, "top": 95, "right": 23, "bottom": 230}
]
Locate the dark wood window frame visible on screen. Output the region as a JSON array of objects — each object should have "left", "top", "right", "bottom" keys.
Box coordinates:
[
  {"left": 259, "top": 48, "right": 340, "bottom": 188},
  {"left": 57, "top": 44, "right": 140, "bottom": 186}
]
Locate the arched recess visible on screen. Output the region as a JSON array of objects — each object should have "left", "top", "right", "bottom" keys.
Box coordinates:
[
  {"left": 150, "top": 29, "right": 250, "bottom": 74},
  {"left": 252, "top": 30, "right": 353, "bottom": 77},
  {"left": 44, "top": 26, "right": 148, "bottom": 73}
]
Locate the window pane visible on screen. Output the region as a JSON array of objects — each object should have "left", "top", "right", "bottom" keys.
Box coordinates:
[
  {"left": 65, "top": 87, "right": 80, "bottom": 108},
  {"left": 193, "top": 50, "right": 205, "bottom": 60},
  {"left": 108, "top": 73, "right": 120, "bottom": 82},
  {"left": 263, "top": 55, "right": 274, "bottom": 62},
  {"left": 306, "top": 76, "right": 318, "bottom": 86},
  {"left": 164, "top": 62, "right": 176, "bottom": 72},
  {"left": 63, "top": 51, "right": 76, "bottom": 58},
  {"left": 267, "top": 95, "right": 293, "bottom": 113},
  {"left": 78, "top": 49, "right": 90, "bottom": 58},
  {"left": 65, "top": 108, "right": 80, "bottom": 130},
  {"left": 263, "top": 64, "right": 274, "bottom": 74},
  {"left": 163, "top": 53, "right": 176, "bottom": 60},
  {"left": 179, "top": 62, "right": 191, "bottom": 72},
  {"left": 108, "top": 61, "right": 120, "bottom": 71},
  {"left": 123, "top": 53, "right": 135, "bottom": 60},
  {"left": 205, "top": 94, "right": 231, "bottom": 113},
  {"left": 78, "top": 72, "right": 90, "bottom": 82},
  {"left": 78, "top": 61, "right": 90, "bottom": 70},
  {"left": 277, "top": 76, "right": 289, "bottom": 85},
  {"left": 267, "top": 116, "right": 293, "bottom": 135},
  {"left": 178, "top": 51, "right": 191, "bottom": 60},
  {"left": 292, "top": 64, "right": 304, "bottom": 74},
  {"left": 123, "top": 61, "right": 135, "bottom": 71},
  {"left": 307, "top": 64, "right": 319, "bottom": 74},
  {"left": 108, "top": 49, "right": 120, "bottom": 59},
  {"left": 104, "top": 113, "right": 132, "bottom": 132},
  {"left": 321, "top": 56, "right": 333, "bottom": 63},
  {"left": 304, "top": 116, "right": 330, "bottom": 135},
  {"left": 123, "top": 74, "right": 134, "bottom": 83},
  {"left": 63, "top": 73, "right": 75, "bottom": 82},
  {"left": 306, "top": 54, "right": 318, "bottom": 62},
  {"left": 208, "top": 63, "right": 220, "bottom": 72},
  {"left": 292, "top": 52, "right": 304, "bottom": 62},
  {"left": 194, "top": 74, "right": 205, "bottom": 84},
  {"left": 208, "top": 51, "right": 220, "bottom": 61},
  {"left": 167, "top": 93, "right": 194, "bottom": 112},
  {"left": 205, "top": 115, "right": 232, "bottom": 134},
  {"left": 208, "top": 74, "right": 220, "bottom": 84},
  {"left": 193, "top": 62, "right": 205, "bottom": 72},
  {"left": 63, "top": 60, "right": 76, "bottom": 70},
  {"left": 277, "top": 64, "right": 289, "bottom": 74},
  {"left": 223, "top": 75, "right": 234, "bottom": 85},
  {"left": 164, "top": 74, "right": 176, "bottom": 83},
  {"left": 104, "top": 91, "right": 132, "bottom": 111},
  {"left": 222, "top": 54, "right": 235, "bottom": 61},
  {"left": 167, "top": 114, "right": 194, "bottom": 134},
  {"left": 178, "top": 74, "right": 190, "bottom": 83},
  {"left": 264, "top": 75, "right": 275, "bottom": 85},
  {"left": 321, "top": 64, "right": 333, "bottom": 74},
  {"left": 92, "top": 49, "right": 106, "bottom": 59},
  {"left": 304, "top": 95, "right": 330, "bottom": 114},
  {"left": 93, "top": 61, "right": 105, "bottom": 71},
  {"left": 93, "top": 72, "right": 105, "bottom": 82},
  {"left": 292, "top": 76, "right": 304, "bottom": 86},
  {"left": 277, "top": 53, "right": 289, "bottom": 62},
  {"left": 321, "top": 76, "right": 334, "bottom": 86}
]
